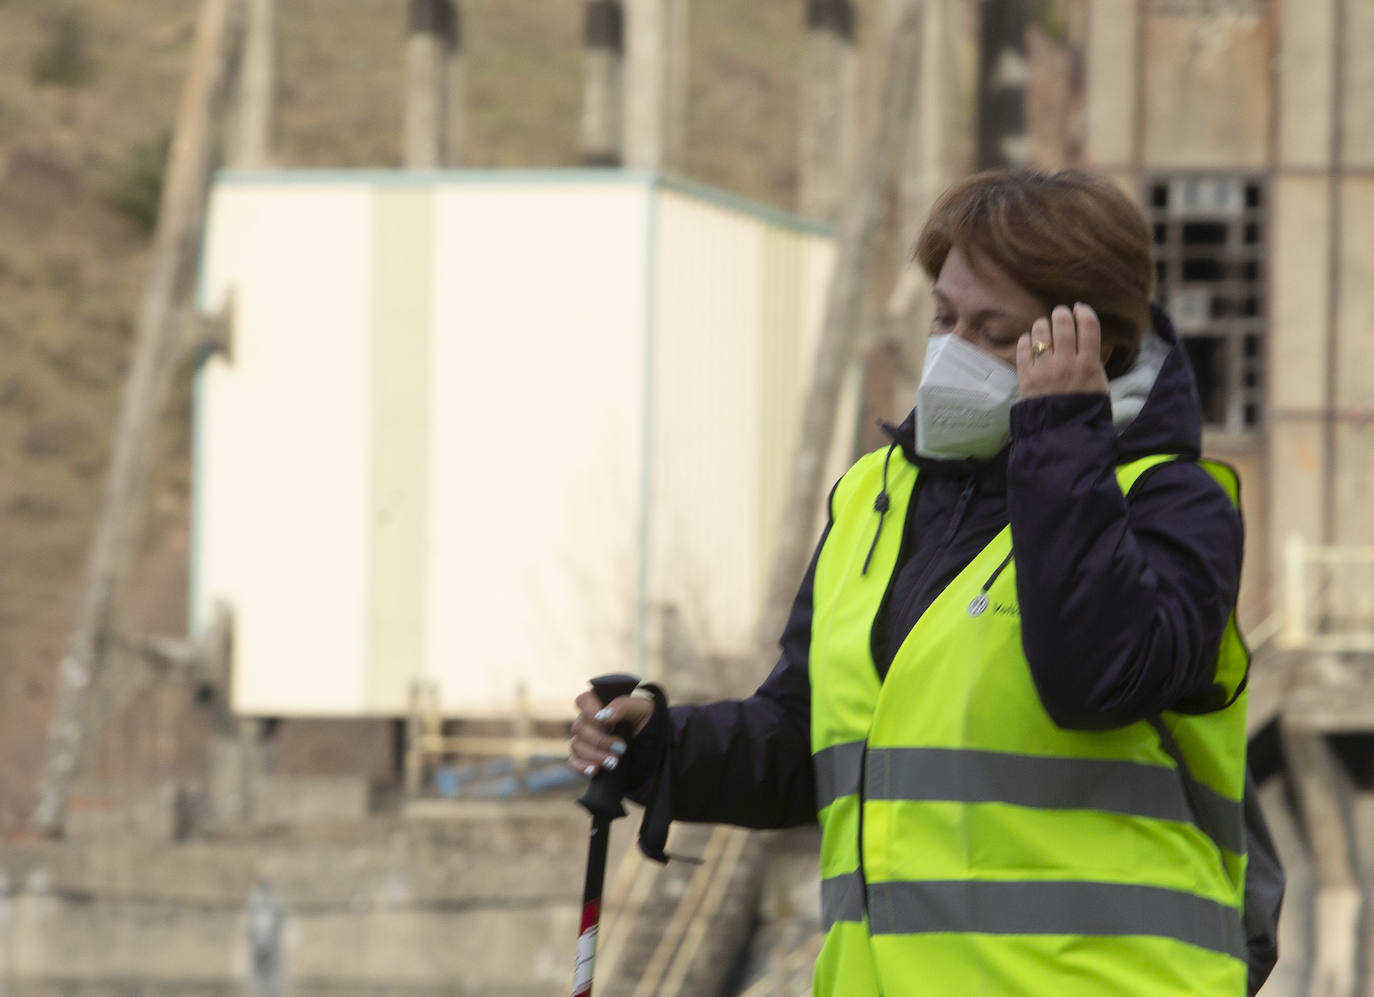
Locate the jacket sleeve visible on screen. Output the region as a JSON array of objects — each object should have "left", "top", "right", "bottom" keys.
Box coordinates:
[
  {"left": 623, "top": 524, "right": 826, "bottom": 829},
  {"left": 1007, "top": 393, "right": 1244, "bottom": 729}
]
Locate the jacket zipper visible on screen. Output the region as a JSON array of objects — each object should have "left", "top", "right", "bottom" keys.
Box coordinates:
[
  {"left": 872, "top": 473, "right": 978, "bottom": 676},
  {"left": 945, "top": 475, "right": 978, "bottom": 544}
]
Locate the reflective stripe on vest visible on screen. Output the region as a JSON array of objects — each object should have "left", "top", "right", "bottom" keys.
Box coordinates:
[
  {"left": 808, "top": 450, "right": 1250, "bottom": 996},
  {"left": 821, "top": 871, "right": 1246, "bottom": 959},
  {"left": 814, "top": 743, "right": 1246, "bottom": 853}
]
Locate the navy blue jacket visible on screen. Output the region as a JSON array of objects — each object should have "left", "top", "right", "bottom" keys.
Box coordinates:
[{"left": 625, "top": 307, "right": 1244, "bottom": 831}]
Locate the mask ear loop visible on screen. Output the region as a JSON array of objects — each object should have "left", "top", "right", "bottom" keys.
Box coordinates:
[{"left": 862, "top": 443, "right": 899, "bottom": 575}]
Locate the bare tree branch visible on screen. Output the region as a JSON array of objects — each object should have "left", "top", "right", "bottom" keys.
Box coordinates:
[{"left": 31, "top": 0, "right": 245, "bottom": 836}]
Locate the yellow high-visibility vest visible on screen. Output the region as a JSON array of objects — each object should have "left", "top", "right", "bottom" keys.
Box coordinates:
[{"left": 809, "top": 450, "right": 1249, "bottom": 996}]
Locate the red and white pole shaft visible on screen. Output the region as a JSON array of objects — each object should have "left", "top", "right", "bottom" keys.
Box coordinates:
[{"left": 570, "top": 673, "right": 639, "bottom": 997}]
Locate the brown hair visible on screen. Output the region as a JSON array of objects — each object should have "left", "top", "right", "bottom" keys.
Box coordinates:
[{"left": 913, "top": 169, "right": 1154, "bottom": 377}]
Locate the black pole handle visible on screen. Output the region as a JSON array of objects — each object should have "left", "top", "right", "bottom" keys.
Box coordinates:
[{"left": 575, "top": 673, "right": 640, "bottom": 820}]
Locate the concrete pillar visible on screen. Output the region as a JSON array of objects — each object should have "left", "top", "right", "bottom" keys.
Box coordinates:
[
  {"left": 233, "top": 0, "right": 276, "bottom": 168},
  {"left": 799, "top": 0, "right": 858, "bottom": 222},
  {"left": 1062, "top": 0, "right": 1089, "bottom": 165},
  {"left": 581, "top": 0, "right": 625, "bottom": 165},
  {"left": 208, "top": 718, "right": 278, "bottom": 828},
  {"left": 887, "top": 0, "right": 979, "bottom": 403},
  {"left": 912, "top": 0, "right": 978, "bottom": 232},
  {"left": 405, "top": 0, "right": 456, "bottom": 169},
  {"left": 443, "top": 2, "right": 463, "bottom": 165},
  {"left": 1281, "top": 723, "right": 1368, "bottom": 997},
  {"left": 623, "top": 0, "right": 688, "bottom": 171},
  {"left": 1083, "top": 0, "right": 1139, "bottom": 181},
  {"left": 975, "top": 0, "right": 1028, "bottom": 169},
  {"left": 1270, "top": 0, "right": 1339, "bottom": 573}
]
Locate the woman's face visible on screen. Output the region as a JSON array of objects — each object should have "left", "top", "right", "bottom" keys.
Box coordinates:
[{"left": 930, "top": 247, "right": 1045, "bottom": 369}]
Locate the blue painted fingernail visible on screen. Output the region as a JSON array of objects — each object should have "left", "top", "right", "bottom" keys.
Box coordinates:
[
  {"left": 594, "top": 707, "right": 613, "bottom": 722},
  {"left": 610, "top": 741, "right": 627, "bottom": 756},
  {"left": 602, "top": 755, "right": 618, "bottom": 771}
]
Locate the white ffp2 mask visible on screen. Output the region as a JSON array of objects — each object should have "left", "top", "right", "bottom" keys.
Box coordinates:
[{"left": 915, "top": 334, "right": 1020, "bottom": 460}]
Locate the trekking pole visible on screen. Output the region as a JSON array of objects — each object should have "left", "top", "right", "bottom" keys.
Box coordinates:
[{"left": 571, "top": 673, "right": 641, "bottom": 997}]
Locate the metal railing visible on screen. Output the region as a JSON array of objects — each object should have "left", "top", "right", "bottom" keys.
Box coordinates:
[
  {"left": 1278, "top": 533, "right": 1374, "bottom": 653},
  {"left": 403, "top": 680, "right": 570, "bottom": 796}
]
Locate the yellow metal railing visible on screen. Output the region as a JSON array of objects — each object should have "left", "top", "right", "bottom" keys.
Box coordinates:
[{"left": 403, "top": 680, "right": 570, "bottom": 796}]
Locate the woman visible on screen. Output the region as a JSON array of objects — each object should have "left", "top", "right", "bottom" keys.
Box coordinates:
[{"left": 569, "top": 170, "right": 1254, "bottom": 995}]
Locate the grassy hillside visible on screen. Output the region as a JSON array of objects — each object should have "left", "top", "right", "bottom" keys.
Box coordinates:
[
  {"left": 0, "top": 0, "right": 890, "bottom": 832},
  {"left": 0, "top": 0, "right": 200, "bottom": 832}
]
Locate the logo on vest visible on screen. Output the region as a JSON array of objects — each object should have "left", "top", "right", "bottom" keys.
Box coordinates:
[{"left": 969, "top": 593, "right": 1018, "bottom": 618}]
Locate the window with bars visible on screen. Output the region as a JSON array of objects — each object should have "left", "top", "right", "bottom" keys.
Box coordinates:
[{"left": 1146, "top": 175, "right": 1266, "bottom": 434}]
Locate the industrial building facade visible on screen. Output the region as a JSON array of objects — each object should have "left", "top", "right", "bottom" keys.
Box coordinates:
[
  {"left": 1078, "top": 2, "right": 1374, "bottom": 992},
  {"left": 1084, "top": 0, "right": 1374, "bottom": 637}
]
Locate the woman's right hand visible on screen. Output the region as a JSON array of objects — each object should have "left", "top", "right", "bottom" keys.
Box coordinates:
[{"left": 568, "top": 690, "right": 655, "bottom": 778}]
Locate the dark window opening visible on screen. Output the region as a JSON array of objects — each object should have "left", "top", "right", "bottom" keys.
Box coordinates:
[
  {"left": 1329, "top": 735, "right": 1374, "bottom": 788},
  {"left": 1182, "top": 258, "right": 1225, "bottom": 281},
  {"left": 1146, "top": 174, "right": 1266, "bottom": 434},
  {"left": 1182, "top": 222, "right": 1227, "bottom": 246},
  {"left": 1184, "top": 336, "right": 1229, "bottom": 426}
]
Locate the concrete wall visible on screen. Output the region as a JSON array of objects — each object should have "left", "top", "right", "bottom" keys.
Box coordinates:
[
  {"left": 1083, "top": 2, "right": 1277, "bottom": 623},
  {"left": 1, "top": 802, "right": 615, "bottom": 995},
  {"left": 1142, "top": 10, "right": 1270, "bottom": 170},
  {"left": 1268, "top": 0, "right": 1374, "bottom": 617},
  {"left": 1084, "top": 0, "right": 1374, "bottom": 625}
]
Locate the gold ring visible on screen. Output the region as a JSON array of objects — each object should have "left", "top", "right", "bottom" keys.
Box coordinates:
[{"left": 1032, "top": 341, "right": 1051, "bottom": 358}]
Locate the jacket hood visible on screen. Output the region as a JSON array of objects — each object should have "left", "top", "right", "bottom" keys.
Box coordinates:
[{"left": 884, "top": 304, "right": 1202, "bottom": 469}]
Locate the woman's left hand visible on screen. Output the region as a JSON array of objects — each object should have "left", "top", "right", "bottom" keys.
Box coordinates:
[{"left": 1017, "top": 303, "right": 1110, "bottom": 399}]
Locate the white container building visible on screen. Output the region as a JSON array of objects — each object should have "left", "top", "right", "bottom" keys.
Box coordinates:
[{"left": 194, "top": 169, "right": 846, "bottom": 721}]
